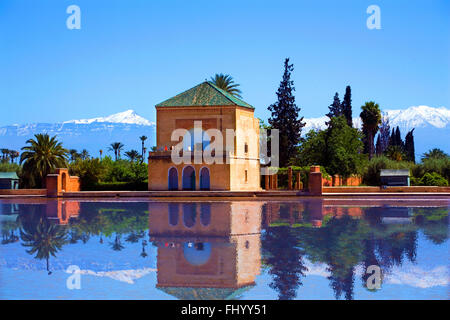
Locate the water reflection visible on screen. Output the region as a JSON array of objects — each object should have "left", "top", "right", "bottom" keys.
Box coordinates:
[
  {"left": 0, "top": 198, "right": 448, "bottom": 299},
  {"left": 149, "top": 202, "right": 262, "bottom": 300}
]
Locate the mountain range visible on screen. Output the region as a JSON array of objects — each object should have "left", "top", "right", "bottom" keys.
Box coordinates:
[{"left": 0, "top": 106, "right": 448, "bottom": 158}]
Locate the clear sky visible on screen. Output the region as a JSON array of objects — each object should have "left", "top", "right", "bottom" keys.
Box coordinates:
[{"left": 0, "top": 0, "right": 448, "bottom": 126}]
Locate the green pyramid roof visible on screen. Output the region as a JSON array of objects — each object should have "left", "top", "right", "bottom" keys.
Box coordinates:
[{"left": 156, "top": 81, "right": 254, "bottom": 109}]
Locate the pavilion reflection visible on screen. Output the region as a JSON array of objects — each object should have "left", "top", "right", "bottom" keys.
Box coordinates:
[{"left": 149, "top": 201, "right": 263, "bottom": 300}]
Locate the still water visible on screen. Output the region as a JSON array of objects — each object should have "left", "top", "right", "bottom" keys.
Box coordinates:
[{"left": 0, "top": 198, "right": 448, "bottom": 300}]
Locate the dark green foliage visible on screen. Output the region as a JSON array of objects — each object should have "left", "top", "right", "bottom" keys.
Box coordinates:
[
  {"left": 360, "top": 101, "right": 382, "bottom": 159},
  {"left": 210, "top": 73, "right": 242, "bottom": 98},
  {"left": 325, "top": 92, "right": 342, "bottom": 126},
  {"left": 69, "top": 156, "right": 148, "bottom": 190},
  {"left": 268, "top": 58, "right": 305, "bottom": 167},
  {"left": 341, "top": 86, "right": 353, "bottom": 127},
  {"left": 404, "top": 129, "right": 415, "bottom": 163},
  {"left": 375, "top": 135, "right": 382, "bottom": 156},
  {"left": 418, "top": 172, "right": 448, "bottom": 186},
  {"left": 69, "top": 158, "right": 105, "bottom": 189},
  {"left": 262, "top": 226, "right": 307, "bottom": 300},
  {"left": 378, "top": 116, "right": 390, "bottom": 154},
  {"left": 422, "top": 148, "right": 448, "bottom": 161},
  {"left": 363, "top": 156, "right": 413, "bottom": 186},
  {"left": 20, "top": 134, "right": 68, "bottom": 188},
  {"left": 326, "top": 117, "right": 366, "bottom": 178},
  {"left": 296, "top": 117, "right": 365, "bottom": 179}
]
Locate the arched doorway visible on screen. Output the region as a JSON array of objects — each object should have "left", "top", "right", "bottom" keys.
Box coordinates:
[
  {"left": 182, "top": 166, "right": 195, "bottom": 190},
  {"left": 168, "top": 167, "right": 178, "bottom": 190},
  {"left": 199, "top": 167, "right": 210, "bottom": 190},
  {"left": 61, "top": 172, "right": 67, "bottom": 192}
]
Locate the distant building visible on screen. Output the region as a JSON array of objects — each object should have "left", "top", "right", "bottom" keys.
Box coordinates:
[
  {"left": 0, "top": 172, "right": 19, "bottom": 189},
  {"left": 380, "top": 169, "right": 410, "bottom": 186},
  {"left": 148, "top": 81, "right": 260, "bottom": 191}
]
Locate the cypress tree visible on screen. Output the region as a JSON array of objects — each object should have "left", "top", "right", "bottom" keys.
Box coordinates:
[
  {"left": 375, "top": 134, "right": 382, "bottom": 156},
  {"left": 395, "top": 126, "right": 403, "bottom": 148},
  {"left": 326, "top": 92, "right": 342, "bottom": 126},
  {"left": 341, "top": 86, "right": 353, "bottom": 127},
  {"left": 378, "top": 116, "right": 390, "bottom": 153},
  {"left": 268, "top": 58, "right": 305, "bottom": 167},
  {"left": 404, "top": 129, "right": 415, "bottom": 163}
]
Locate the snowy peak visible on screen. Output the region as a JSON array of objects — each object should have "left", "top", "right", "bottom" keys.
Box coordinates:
[
  {"left": 384, "top": 105, "right": 449, "bottom": 130},
  {"left": 64, "top": 109, "right": 154, "bottom": 126},
  {"left": 303, "top": 105, "right": 449, "bottom": 132}
]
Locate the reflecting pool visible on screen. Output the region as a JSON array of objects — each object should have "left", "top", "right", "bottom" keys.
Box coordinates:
[{"left": 0, "top": 198, "right": 448, "bottom": 300}]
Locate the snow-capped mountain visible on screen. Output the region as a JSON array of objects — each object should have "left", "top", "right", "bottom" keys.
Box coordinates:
[
  {"left": 0, "top": 106, "right": 448, "bottom": 158},
  {"left": 0, "top": 110, "right": 156, "bottom": 156},
  {"left": 302, "top": 105, "right": 449, "bottom": 157},
  {"left": 303, "top": 105, "right": 450, "bottom": 132},
  {"left": 64, "top": 109, "right": 153, "bottom": 126}
]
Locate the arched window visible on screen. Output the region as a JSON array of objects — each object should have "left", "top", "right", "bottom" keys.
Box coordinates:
[
  {"left": 168, "top": 167, "right": 178, "bottom": 190},
  {"left": 182, "top": 166, "right": 196, "bottom": 190},
  {"left": 199, "top": 167, "right": 210, "bottom": 190}
]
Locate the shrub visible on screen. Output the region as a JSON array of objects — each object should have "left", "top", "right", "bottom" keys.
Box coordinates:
[
  {"left": 418, "top": 172, "right": 448, "bottom": 187},
  {"left": 363, "top": 156, "right": 414, "bottom": 186},
  {"left": 69, "top": 158, "right": 105, "bottom": 189},
  {"left": 0, "top": 162, "right": 21, "bottom": 173}
]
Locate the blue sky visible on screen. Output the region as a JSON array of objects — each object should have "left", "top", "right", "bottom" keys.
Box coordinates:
[{"left": 0, "top": 0, "right": 448, "bottom": 126}]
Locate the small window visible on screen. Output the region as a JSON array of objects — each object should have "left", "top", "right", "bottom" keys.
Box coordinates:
[
  {"left": 244, "top": 142, "right": 248, "bottom": 154},
  {"left": 245, "top": 170, "right": 248, "bottom": 183}
]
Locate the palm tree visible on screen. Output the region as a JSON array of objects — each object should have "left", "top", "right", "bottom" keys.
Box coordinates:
[
  {"left": 99, "top": 149, "right": 103, "bottom": 159},
  {"left": 9, "top": 150, "right": 19, "bottom": 163},
  {"left": 210, "top": 73, "right": 242, "bottom": 98},
  {"left": 360, "top": 102, "right": 382, "bottom": 159},
  {"left": 139, "top": 136, "right": 147, "bottom": 162},
  {"left": 20, "top": 134, "right": 68, "bottom": 188},
  {"left": 0, "top": 148, "right": 9, "bottom": 162},
  {"left": 140, "top": 240, "right": 148, "bottom": 258},
  {"left": 422, "top": 148, "right": 449, "bottom": 161},
  {"left": 125, "top": 149, "right": 140, "bottom": 162},
  {"left": 80, "top": 149, "right": 90, "bottom": 160},
  {"left": 109, "top": 233, "right": 124, "bottom": 251},
  {"left": 68, "top": 149, "right": 79, "bottom": 162},
  {"left": 108, "top": 142, "right": 124, "bottom": 161},
  {"left": 20, "top": 217, "right": 67, "bottom": 275}
]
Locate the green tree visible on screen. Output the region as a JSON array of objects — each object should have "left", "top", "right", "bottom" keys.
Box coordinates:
[
  {"left": 69, "top": 149, "right": 80, "bottom": 162},
  {"left": 210, "top": 73, "right": 242, "bottom": 98},
  {"left": 125, "top": 149, "right": 140, "bottom": 162},
  {"left": 20, "top": 217, "right": 67, "bottom": 275},
  {"left": 404, "top": 129, "right": 415, "bottom": 163},
  {"left": 422, "top": 148, "right": 448, "bottom": 161},
  {"left": 360, "top": 101, "right": 382, "bottom": 159},
  {"left": 341, "top": 86, "right": 353, "bottom": 127},
  {"left": 325, "top": 92, "right": 342, "bottom": 126},
  {"left": 20, "top": 134, "right": 68, "bottom": 188},
  {"left": 326, "top": 117, "right": 366, "bottom": 178},
  {"left": 80, "top": 149, "right": 90, "bottom": 160},
  {"left": 268, "top": 58, "right": 305, "bottom": 167},
  {"left": 108, "top": 142, "right": 124, "bottom": 161}
]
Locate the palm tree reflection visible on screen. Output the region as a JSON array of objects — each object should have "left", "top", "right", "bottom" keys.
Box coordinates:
[{"left": 20, "top": 217, "right": 67, "bottom": 275}]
